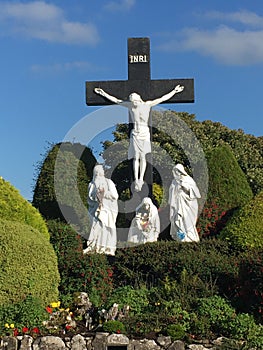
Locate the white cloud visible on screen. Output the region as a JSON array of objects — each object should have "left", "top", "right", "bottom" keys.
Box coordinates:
[
  {"left": 159, "top": 10, "right": 263, "bottom": 65},
  {"left": 0, "top": 1, "right": 99, "bottom": 45},
  {"left": 104, "top": 0, "right": 135, "bottom": 12},
  {"left": 30, "top": 61, "right": 99, "bottom": 73},
  {"left": 204, "top": 10, "right": 263, "bottom": 28}
]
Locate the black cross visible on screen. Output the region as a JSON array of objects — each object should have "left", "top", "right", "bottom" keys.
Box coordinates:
[
  {"left": 86, "top": 37, "right": 194, "bottom": 105},
  {"left": 85, "top": 37, "right": 194, "bottom": 214}
]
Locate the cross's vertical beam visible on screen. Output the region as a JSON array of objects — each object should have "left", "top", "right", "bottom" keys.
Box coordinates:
[{"left": 128, "top": 37, "right": 150, "bottom": 80}]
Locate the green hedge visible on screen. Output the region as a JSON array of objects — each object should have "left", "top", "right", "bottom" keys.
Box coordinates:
[
  {"left": 220, "top": 191, "right": 263, "bottom": 249},
  {"left": 33, "top": 142, "right": 95, "bottom": 235},
  {"left": 112, "top": 240, "right": 239, "bottom": 303},
  {"left": 0, "top": 219, "right": 60, "bottom": 306},
  {"left": 197, "top": 145, "right": 253, "bottom": 237},
  {"left": 205, "top": 144, "right": 253, "bottom": 211},
  {"left": 0, "top": 177, "right": 49, "bottom": 240}
]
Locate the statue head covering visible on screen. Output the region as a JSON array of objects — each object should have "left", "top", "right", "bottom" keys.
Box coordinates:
[
  {"left": 136, "top": 197, "right": 158, "bottom": 219},
  {"left": 93, "top": 164, "right": 105, "bottom": 179},
  {"left": 173, "top": 163, "right": 188, "bottom": 177}
]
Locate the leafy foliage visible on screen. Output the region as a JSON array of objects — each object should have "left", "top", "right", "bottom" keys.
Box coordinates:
[
  {"left": 104, "top": 285, "right": 150, "bottom": 315},
  {"left": 232, "top": 248, "right": 263, "bottom": 322},
  {"left": 0, "top": 219, "right": 60, "bottom": 306},
  {"left": 0, "top": 295, "right": 48, "bottom": 334},
  {"left": 0, "top": 177, "right": 49, "bottom": 239},
  {"left": 191, "top": 295, "right": 263, "bottom": 344}
]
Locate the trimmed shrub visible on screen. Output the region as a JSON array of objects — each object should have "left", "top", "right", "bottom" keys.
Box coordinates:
[
  {"left": 33, "top": 142, "right": 96, "bottom": 235},
  {"left": 220, "top": 191, "right": 263, "bottom": 250},
  {"left": 0, "top": 219, "right": 60, "bottom": 306},
  {"left": 0, "top": 177, "right": 49, "bottom": 240},
  {"left": 205, "top": 145, "right": 253, "bottom": 210},
  {"left": 197, "top": 145, "right": 253, "bottom": 237}
]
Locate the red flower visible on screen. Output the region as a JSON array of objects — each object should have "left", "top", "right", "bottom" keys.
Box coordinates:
[
  {"left": 22, "top": 327, "right": 29, "bottom": 333},
  {"left": 116, "top": 329, "right": 121, "bottom": 334},
  {"left": 65, "top": 325, "right": 72, "bottom": 330},
  {"left": 46, "top": 306, "right": 53, "bottom": 314},
  {"left": 13, "top": 328, "right": 19, "bottom": 336},
  {"left": 32, "top": 327, "right": 40, "bottom": 334}
]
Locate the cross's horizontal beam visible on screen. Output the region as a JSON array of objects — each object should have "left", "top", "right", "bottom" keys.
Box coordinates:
[{"left": 86, "top": 78, "right": 194, "bottom": 106}]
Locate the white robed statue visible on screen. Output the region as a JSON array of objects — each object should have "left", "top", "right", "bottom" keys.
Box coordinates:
[
  {"left": 128, "top": 197, "right": 160, "bottom": 244},
  {"left": 84, "top": 165, "right": 118, "bottom": 255},
  {"left": 168, "top": 164, "right": 201, "bottom": 242}
]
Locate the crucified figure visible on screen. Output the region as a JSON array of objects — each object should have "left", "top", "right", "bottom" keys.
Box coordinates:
[{"left": 94, "top": 85, "right": 184, "bottom": 191}]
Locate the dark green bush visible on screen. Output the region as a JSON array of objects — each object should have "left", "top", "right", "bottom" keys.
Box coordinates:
[
  {"left": 0, "top": 177, "right": 49, "bottom": 239},
  {"left": 113, "top": 240, "right": 238, "bottom": 302},
  {"left": 0, "top": 219, "right": 60, "bottom": 306},
  {"left": 220, "top": 191, "right": 263, "bottom": 250},
  {"left": 166, "top": 323, "right": 186, "bottom": 341},
  {"left": 232, "top": 248, "right": 263, "bottom": 322},
  {"left": 33, "top": 142, "right": 96, "bottom": 235},
  {"left": 102, "top": 320, "right": 126, "bottom": 334},
  {"left": 198, "top": 145, "right": 253, "bottom": 237}
]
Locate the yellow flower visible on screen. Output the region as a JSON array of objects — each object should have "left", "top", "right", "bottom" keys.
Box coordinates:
[
  {"left": 50, "top": 301, "right": 61, "bottom": 308},
  {"left": 4, "top": 323, "right": 9, "bottom": 328},
  {"left": 10, "top": 324, "right": 15, "bottom": 329}
]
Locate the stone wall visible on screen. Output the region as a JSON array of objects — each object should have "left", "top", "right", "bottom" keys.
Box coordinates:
[{"left": 0, "top": 332, "right": 245, "bottom": 350}]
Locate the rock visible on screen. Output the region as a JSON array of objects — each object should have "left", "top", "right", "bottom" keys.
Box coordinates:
[
  {"left": 0, "top": 337, "right": 18, "bottom": 350},
  {"left": 84, "top": 337, "right": 93, "bottom": 350},
  {"left": 167, "top": 340, "right": 185, "bottom": 350},
  {"left": 33, "top": 336, "right": 66, "bottom": 350},
  {"left": 157, "top": 335, "right": 172, "bottom": 348},
  {"left": 71, "top": 335, "right": 87, "bottom": 350},
  {"left": 20, "top": 335, "right": 33, "bottom": 350},
  {"left": 107, "top": 334, "right": 129, "bottom": 345},
  {"left": 130, "top": 339, "right": 161, "bottom": 350},
  {"left": 91, "top": 332, "right": 109, "bottom": 350},
  {"left": 187, "top": 344, "right": 210, "bottom": 350}
]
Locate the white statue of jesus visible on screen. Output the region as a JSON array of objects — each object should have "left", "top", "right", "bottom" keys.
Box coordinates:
[{"left": 94, "top": 85, "right": 184, "bottom": 191}]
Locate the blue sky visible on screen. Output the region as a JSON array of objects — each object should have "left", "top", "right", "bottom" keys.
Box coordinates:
[{"left": 1, "top": 0, "right": 263, "bottom": 200}]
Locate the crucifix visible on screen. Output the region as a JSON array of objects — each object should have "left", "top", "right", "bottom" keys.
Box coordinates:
[{"left": 86, "top": 37, "right": 194, "bottom": 205}]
